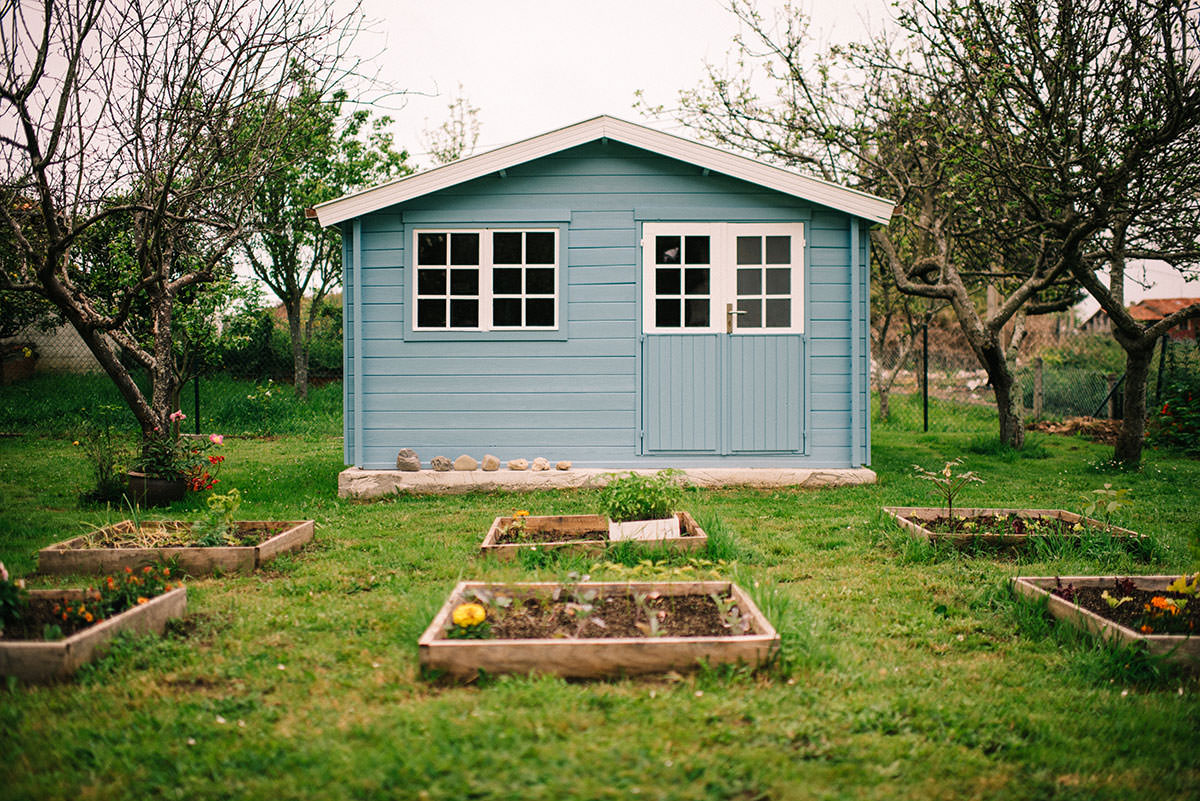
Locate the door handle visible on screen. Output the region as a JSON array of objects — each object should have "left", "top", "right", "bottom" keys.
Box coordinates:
[{"left": 725, "top": 302, "right": 747, "bottom": 333}]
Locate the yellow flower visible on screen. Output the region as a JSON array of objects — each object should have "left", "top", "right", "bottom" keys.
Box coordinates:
[
  {"left": 72, "top": 440, "right": 80, "bottom": 446},
  {"left": 515, "top": 510, "right": 529, "bottom": 517},
  {"left": 452, "top": 602, "right": 486, "bottom": 627}
]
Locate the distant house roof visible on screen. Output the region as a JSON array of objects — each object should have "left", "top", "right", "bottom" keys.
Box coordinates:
[
  {"left": 1127, "top": 297, "right": 1200, "bottom": 322},
  {"left": 313, "top": 115, "right": 896, "bottom": 227}
]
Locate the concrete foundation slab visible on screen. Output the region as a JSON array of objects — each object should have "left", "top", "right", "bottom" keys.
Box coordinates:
[{"left": 338, "top": 466, "right": 876, "bottom": 498}]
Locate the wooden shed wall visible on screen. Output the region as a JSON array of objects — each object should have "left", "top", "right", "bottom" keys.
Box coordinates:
[{"left": 343, "top": 140, "right": 869, "bottom": 469}]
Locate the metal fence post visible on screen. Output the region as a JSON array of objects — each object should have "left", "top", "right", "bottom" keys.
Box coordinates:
[
  {"left": 922, "top": 321, "right": 929, "bottom": 432},
  {"left": 1033, "top": 356, "right": 1043, "bottom": 420}
]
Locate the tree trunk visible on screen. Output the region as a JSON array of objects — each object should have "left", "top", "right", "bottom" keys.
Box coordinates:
[
  {"left": 980, "top": 342, "right": 1025, "bottom": 449},
  {"left": 287, "top": 299, "right": 308, "bottom": 400},
  {"left": 1112, "top": 340, "right": 1154, "bottom": 464},
  {"left": 148, "top": 286, "right": 177, "bottom": 436}
]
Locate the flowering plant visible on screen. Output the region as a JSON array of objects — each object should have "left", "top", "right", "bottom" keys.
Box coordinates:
[
  {"left": 131, "top": 410, "right": 225, "bottom": 490},
  {"left": 0, "top": 561, "right": 27, "bottom": 634},
  {"left": 446, "top": 602, "right": 491, "bottom": 639},
  {"left": 49, "top": 564, "right": 178, "bottom": 633}
]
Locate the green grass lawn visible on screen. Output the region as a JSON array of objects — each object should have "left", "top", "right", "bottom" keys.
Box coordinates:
[{"left": 1, "top": 421, "right": 1198, "bottom": 800}]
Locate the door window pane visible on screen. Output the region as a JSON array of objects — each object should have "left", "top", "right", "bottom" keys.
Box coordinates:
[
  {"left": 737, "top": 298, "right": 762, "bottom": 328},
  {"left": 737, "top": 268, "right": 761, "bottom": 295},
  {"left": 684, "top": 299, "right": 709, "bottom": 327},
  {"left": 765, "top": 236, "right": 790, "bottom": 264},
  {"left": 765, "top": 299, "right": 790, "bottom": 328},
  {"left": 656, "top": 268, "right": 681, "bottom": 295},
  {"left": 684, "top": 236, "right": 710, "bottom": 264},
  {"left": 656, "top": 236, "right": 682, "bottom": 264},
  {"left": 684, "top": 268, "right": 710, "bottom": 294},
  {"left": 736, "top": 236, "right": 761, "bottom": 265},
  {"left": 765, "top": 268, "right": 790, "bottom": 295},
  {"left": 656, "top": 299, "right": 681, "bottom": 328}
]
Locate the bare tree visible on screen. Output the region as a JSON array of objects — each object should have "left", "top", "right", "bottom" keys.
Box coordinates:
[
  {"left": 898, "top": 0, "right": 1200, "bottom": 463},
  {"left": 421, "top": 84, "right": 481, "bottom": 165},
  {"left": 0, "top": 0, "right": 360, "bottom": 438},
  {"left": 647, "top": 0, "right": 1078, "bottom": 447}
]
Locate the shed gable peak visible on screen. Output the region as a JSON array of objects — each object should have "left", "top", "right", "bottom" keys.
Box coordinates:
[{"left": 313, "top": 115, "right": 895, "bottom": 226}]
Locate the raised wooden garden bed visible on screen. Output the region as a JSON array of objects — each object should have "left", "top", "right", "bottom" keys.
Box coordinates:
[
  {"left": 0, "top": 586, "right": 187, "bottom": 682},
  {"left": 1012, "top": 575, "right": 1198, "bottom": 664},
  {"left": 419, "top": 580, "right": 778, "bottom": 680},
  {"left": 37, "top": 520, "right": 314, "bottom": 576},
  {"left": 882, "top": 507, "right": 1141, "bottom": 547},
  {"left": 479, "top": 512, "right": 707, "bottom": 560}
]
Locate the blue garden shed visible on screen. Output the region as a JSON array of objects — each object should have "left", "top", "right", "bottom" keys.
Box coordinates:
[{"left": 315, "top": 116, "right": 894, "bottom": 471}]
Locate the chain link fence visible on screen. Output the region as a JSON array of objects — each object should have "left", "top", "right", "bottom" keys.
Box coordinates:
[{"left": 872, "top": 323, "right": 1200, "bottom": 433}]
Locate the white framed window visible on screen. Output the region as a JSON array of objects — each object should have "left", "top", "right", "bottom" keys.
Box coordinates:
[
  {"left": 413, "top": 228, "right": 559, "bottom": 331},
  {"left": 641, "top": 223, "right": 804, "bottom": 334}
]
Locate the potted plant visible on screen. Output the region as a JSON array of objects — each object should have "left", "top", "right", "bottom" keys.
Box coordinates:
[
  {"left": 127, "top": 410, "right": 225, "bottom": 506},
  {"left": 0, "top": 561, "right": 187, "bottom": 682},
  {"left": 0, "top": 342, "right": 37, "bottom": 384},
  {"left": 599, "top": 469, "right": 685, "bottom": 542}
]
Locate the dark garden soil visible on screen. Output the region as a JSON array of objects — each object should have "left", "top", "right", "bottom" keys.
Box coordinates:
[
  {"left": 1051, "top": 579, "right": 1199, "bottom": 635},
  {"left": 493, "top": 527, "right": 610, "bottom": 545},
  {"left": 3, "top": 598, "right": 98, "bottom": 640},
  {"left": 469, "top": 592, "right": 748, "bottom": 640},
  {"left": 919, "top": 514, "right": 1099, "bottom": 537}
]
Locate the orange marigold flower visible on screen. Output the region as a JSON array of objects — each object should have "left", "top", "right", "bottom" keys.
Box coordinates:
[
  {"left": 84, "top": 612, "right": 93, "bottom": 622},
  {"left": 143, "top": 566, "right": 153, "bottom": 574},
  {"left": 124, "top": 566, "right": 133, "bottom": 573},
  {"left": 163, "top": 568, "right": 170, "bottom": 577},
  {"left": 137, "top": 597, "right": 148, "bottom": 605},
  {"left": 1150, "top": 596, "right": 1173, "bottom": 611},
  {"left": 1140, "top": 624, "right": 1154, "bottom": 633}
]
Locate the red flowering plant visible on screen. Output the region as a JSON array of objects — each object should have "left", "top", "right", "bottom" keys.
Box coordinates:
[{"left": 131, "top": 410, "right": 226, "bottom": 491}]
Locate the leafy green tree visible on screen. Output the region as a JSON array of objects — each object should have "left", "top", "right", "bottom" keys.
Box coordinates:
[{"left": 242, "top": 80, "right": 411, "bottom": 398}]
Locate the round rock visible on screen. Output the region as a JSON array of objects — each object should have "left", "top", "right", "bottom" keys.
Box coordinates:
[
  {"left": 454, "top": 454, "right": 479, "bottom": 471},
  {"left": 507, "top": 458, "right": 529, "bottom": 471},
  {"left": 395, "top": 448, "right": 421, "bottom": 472},
  {"left": 430, "top": 455, "right": 453, "bottom": 472},
  {"left": 481, "top": 454, "right": 500, "bottom": 471}
]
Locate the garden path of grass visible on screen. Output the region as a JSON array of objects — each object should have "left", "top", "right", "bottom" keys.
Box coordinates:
[{"left": 1, "top": 427, "right": 1198, "bottom": 801}]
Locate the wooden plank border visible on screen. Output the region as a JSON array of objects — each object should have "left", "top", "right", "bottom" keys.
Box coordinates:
[
  {"left": 882, "top": 507, "right": 1141, "bottom": 547},
  {"left": 1012, "top": 575, "right": 1198, "bottom": 664},
  {"left": 419, "top": 580, "right": 778, "bottom": 680},
  {"left": 479, "top": 512, "right": 707, "bottom": 560},
  {"left": 37, "top": 520, "right": 314, "bottom": 576},
  {"left": 0, "top": 587, "right": 187, "bottom": 682}
]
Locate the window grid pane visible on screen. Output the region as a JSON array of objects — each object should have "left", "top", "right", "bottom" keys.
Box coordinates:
[
  {"left": 489, "top": 230, "right": 556, "bottom": 329},
  {"left": 653, "top": 234, "right": 710, "bottom": 328},
  {"left": 735, "top": 235, "right": 792, "bottom": 331}
]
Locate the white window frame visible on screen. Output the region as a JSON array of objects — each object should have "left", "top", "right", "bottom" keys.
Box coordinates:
[
  {"left": 641, "top": 222, "right": 805, "bottom": 335},
  {"left": 411, "top": 227, "right": 560, "bottom": 332}
]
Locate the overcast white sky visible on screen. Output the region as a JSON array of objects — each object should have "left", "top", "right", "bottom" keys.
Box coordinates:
[{"left": 344, "top": 0, "right": 1199, "bottom": 314}]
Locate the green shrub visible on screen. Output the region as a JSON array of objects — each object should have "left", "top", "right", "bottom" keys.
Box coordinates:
[{"left": 598, "top": 469, "right": 685, "bottom": 521}]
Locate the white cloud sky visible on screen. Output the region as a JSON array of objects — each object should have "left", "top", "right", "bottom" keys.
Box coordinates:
[{"left": 353, "top": 0, "right": 892, "bottom": 163}]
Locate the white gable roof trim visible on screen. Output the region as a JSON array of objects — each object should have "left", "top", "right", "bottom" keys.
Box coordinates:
[{"left": 313, "top": 115, "right": 896, "bottom": 227}]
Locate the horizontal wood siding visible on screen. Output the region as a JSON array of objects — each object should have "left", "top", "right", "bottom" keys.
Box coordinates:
[{"left": 347, "top": 141, "right": 863, "bottom": 468}]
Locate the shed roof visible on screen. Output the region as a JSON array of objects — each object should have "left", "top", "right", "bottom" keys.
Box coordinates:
[{"left": 313, "top": 115, "right": 896, "bottom": 226}]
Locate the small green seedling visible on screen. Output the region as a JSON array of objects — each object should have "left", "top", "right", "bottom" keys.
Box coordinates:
[{"left": 912, "top": 458, "right": 984, "bottom": 524}]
